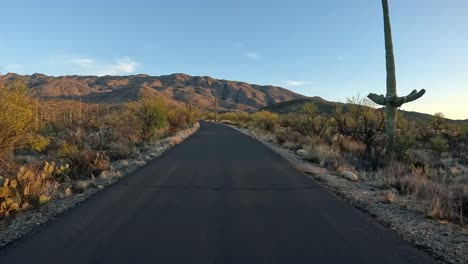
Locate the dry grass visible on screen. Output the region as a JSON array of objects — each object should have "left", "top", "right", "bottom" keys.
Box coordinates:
[
  {"left": 383, "top": 190, "right": 397, "bottom": 204},
  {"left": 303, "top": 144, "right": 341, "bottom": 169},
  {"left": 338, "top": 137, "right": 366, "bottom": 155},
  {"left": 168, "top": 136, "right": 183, "bottom": 146},
  {"left": 376, "top": 160, "right": 468, "bottom": 224}
]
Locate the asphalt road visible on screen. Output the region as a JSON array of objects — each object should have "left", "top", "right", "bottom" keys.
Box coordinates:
[{"left": 0, "top": 121, "right": 435, "bottom": 264}]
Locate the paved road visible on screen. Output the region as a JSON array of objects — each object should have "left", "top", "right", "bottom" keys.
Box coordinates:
[{"left": 0, "top": 122, "right": 435, "bottom": 264}]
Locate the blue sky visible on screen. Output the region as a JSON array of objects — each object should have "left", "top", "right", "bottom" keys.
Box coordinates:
[{"left": 1, "top": 0, "right": 467, "bottom": 119}]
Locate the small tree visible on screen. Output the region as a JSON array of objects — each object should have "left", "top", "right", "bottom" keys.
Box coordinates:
[
  {"left": 333, "top": 96, "right": 385, "bottom": 161},
  {"left": 129, "top": 96, "right": 168, "bottom": 142},
  {"left": 0, "top": 81, "right": 34, "bottom": 156},
  {"left": 302, "top": 103, "right": 328, "bottom": 137},
  {"left": 431, "top": 112, "right": 445, "bottom": 134}
]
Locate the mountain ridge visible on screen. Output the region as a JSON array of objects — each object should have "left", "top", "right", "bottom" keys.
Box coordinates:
[
  {"left": 261, "top": 98, "right": 468, "bottom": 124},
  {"left": 0, "top": 72, "right": 306, "bottom": 112}
]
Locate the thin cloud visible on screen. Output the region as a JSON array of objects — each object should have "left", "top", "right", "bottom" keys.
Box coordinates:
[
  {"left": 97, "top": 57, "right": 140, "bottom": 76},
  {"left": 285, "top": 80, "right": 307, "bottom": 87},
  {"left": 0, "top": 64, "right": 23, "bottom": 73},
  {"left": 60, "top": 56, "right": 140, "bottom": 76},
  {"left": 68, "top": 58, "right": 96, "bottom": 67},
  {"left": 244, "top": 52, "right": 262, "bottom": 60}
]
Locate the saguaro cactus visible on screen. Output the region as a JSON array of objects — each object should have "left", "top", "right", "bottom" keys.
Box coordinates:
[{"left": 367, "top": 0, "right": 425, "bottom": 154}]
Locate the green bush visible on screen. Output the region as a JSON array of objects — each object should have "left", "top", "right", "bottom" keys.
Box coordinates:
[
  {"left": 219, "top": 112, "right": 250, "bottom": 126},
  {"left": 168, "top": 107, "right": 197, "bottom": 133},
  {"left": 430, "top": 136, "right": 449, "bottom": 154},
  {"left": 205, "top": 112, "right": 216, "bottom": 120},
  {"left": 26, "top": 135, "right": 51, "bottom": 153},
  {"left": 0, "top": 82, "right": 34, "bottom": 156},
  {"left": 274, "top": 128, "right": 301, "bottom": 145},
  {"left": 128, "top": 96, "right": 169, "bottom": 142},
  {"left": 250, "top": 111, "right": 278, "bottom": 132}
]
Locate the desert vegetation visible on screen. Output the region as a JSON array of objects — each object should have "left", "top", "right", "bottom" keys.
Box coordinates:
[
  {"left": 213, "top": 102, "right": 468, "bottom": 225},
  {"left": 0, "top": 80, "right": 199, "bottom": 219}
]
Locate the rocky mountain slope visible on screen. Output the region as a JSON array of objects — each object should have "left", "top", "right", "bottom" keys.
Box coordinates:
[{"left": 0, "top": 73, "right": 306, "bottom": 112}]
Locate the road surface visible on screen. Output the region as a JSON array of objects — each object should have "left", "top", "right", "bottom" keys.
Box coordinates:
[{"left": 0, "top": 121, "right": 435, "bottom": 263}]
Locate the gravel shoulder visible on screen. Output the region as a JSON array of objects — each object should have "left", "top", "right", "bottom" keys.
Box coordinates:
[
  {"left": 0, "top": 123, "right": 200, "bottom": 249},
  {"left": 227, "top": 124, "right": 468, "bottom": 264}
]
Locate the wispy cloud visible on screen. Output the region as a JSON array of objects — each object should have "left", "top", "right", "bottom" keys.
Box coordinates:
[
  {"left": 56, "top": 56, "right": 141, "bottom": 76},
  {"left": 336, "top": 55, "right": 344, "bottom": 61},
  {"left": 67, "top": 58, "right": 96, "bottom": 67},
  {"left": 244, "top": 52, "right": 262, "bottom": 60},
  {"left": 285, "top": 80, "right": 307, "bottom": 87},
  {"left": 97, "top": 57, "right": 140, "bottom": 76},
  {"left": 0, "top": 64, "right": 23, "bottom": 73}
]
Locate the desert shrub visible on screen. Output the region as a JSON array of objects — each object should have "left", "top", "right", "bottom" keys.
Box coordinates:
[
  {"left": 106, "top": 142, "right": 138, "bottom": 161},
  {"left": 167, "top": 107, "right": 198, "bottom": 133},
  {"left": 219, "top": 112, "right": 250, "bottom": 126},
  {"left": 426, "top": 185, "right": 452, "bottom": 220},
  {"left": 58, "top": 142, "right": 80, "bottom": 158},
  {"left": 129, "top": 96, "right": 169, "bottom": 142},
  {"left": 100, "top": 109, "right": 141, "bottom": 145},
  {"left": 420, "top": 180, "right": 466, "bottom": 223},
  {"left": 25, "top": 134, "right": 51, "bottom": 153},
  {"left": 283, "top": 140, "right": 302, "bottom": 151},
  {"left": 414, "top": 120, "right": 432, "bottom": 142},
  {"left": 394, "top": 166, "right": 429, "bottom": 196},
  {"left": 274, "top": 128, "right": 301, "bottom": 145},
  {"left": 337, "top": 136, "right": 366, "bottom": 156},
  {"left": 287, "top": 113, "right": 309, "bottom": 135},
  {"left": 250, "top": 111, "right": 278, "bottom": 132},
  {"left": 374, "top": 161, "right": 468, "bottom": 223},
  {"left": 430, "top": 135, "right": 449, "bottom": 154},
  {"left": 394, "top": 117, "right": 417, "bottom": 160},
  {"left": 304, "top": 144, "right": 342, "bottom": 169},
  {"left": 443, "top": 124, "right": 466, "bottom": 157},
  {"left": 371, "top": 159, "right": 408, "bottom": 188},
  {"left": 279, "top": 113, "right": 295, "bottom": 128},
  {"left": 300, "top": 136, "right": 323, "bottom": 148},
  {"left": 58, "top": 144, "right": 109, "bottom": 179},
  {"left": 205, "top": 112, "right": 216, "bottom": 120},
  {"left": 450, "top": 182, "right": 468, "bottom": 224},
  {"left": 333, "top": 96, "right": 385, "bottom": 164},
  {"left": 431, "top": 112, "right": 445, "bottom": 134},
  {"left": 405, "top": 149, "right": 439, "bottom": 169},
  {"left": 301, "top": 103, "right": 329, "bottom": 137},
  {"left": 0, "top": 82, "right": 34, "bottom": 156},
  {"left": 394, "top": 134, "right": 416, "bottom": 161}
]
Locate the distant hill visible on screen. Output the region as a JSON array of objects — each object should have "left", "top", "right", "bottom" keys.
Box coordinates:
[
  {"left": 262, "top": 98, "right": 468, "bottom": 125},
  {"left": 0, "top": 73, "right": 306, "bottom": 112}
]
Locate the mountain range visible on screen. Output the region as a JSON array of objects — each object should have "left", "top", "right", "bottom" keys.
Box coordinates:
[
  {"left": 1, "top": 73, "right": 466, "bottom": 124},
  {"left": 0, "top": 73, "right": 305, "bottom": 112},
  {"left": 262, "top": 98, "right": 468, "bottom": 125}
]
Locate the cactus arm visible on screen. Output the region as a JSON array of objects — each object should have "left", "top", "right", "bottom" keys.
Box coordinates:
[
  {"left": 402, "top": 88, "right": 426, "bottom": 103},
  {"left": 393, "top": 89, "right": 426, "bottom": 107},
  {"left": 367, "top": 93, "right": 386, "bottom": 105}
]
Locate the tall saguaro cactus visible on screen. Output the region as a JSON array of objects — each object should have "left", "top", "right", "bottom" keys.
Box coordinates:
[{"left": 367, "top": 0, "right": 425, "bottom": 154}]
